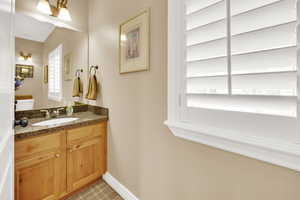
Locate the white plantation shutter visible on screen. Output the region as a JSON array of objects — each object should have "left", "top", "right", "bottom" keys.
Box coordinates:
[
  {"left": 48, "top": 44, "right": 62, "bottom": 101},
  {"left": 186, "top": 0, "right": 228, "bottom": 96},
  {"left": 185, "top": 0, "right": 297, "bottom": 117},
  {"left": 167, "top": 0, "right": 300, "bottom": 171}
]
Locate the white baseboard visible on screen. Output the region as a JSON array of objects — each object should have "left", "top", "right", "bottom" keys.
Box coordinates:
[{"left": 103, "top": 172, "right": 139, "bottom": 200}]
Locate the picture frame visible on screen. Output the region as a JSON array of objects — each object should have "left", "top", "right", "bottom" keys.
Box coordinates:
[
  {"left": 16, "top": 64, "right": 34, "bottom": 78},
  {"left": 64, "top": 53, "right": 72, "bottom": 81},
  {"left": 43, "top": 65, "right": 48, "bottom": 84},
  {"left": 119, "top": 9, "right": 150, "bottom": 74}
]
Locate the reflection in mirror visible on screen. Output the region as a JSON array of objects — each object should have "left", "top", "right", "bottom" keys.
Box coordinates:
[{"left": 14, "top": 13, "right": 88, "bottom": 111}]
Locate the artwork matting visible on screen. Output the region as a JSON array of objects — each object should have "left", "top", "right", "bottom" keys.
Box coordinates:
[{"left": 119, "top": 9, "right": 150, "bottom": 74}]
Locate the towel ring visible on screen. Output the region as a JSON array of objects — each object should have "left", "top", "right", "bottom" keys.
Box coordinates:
[
  {"left": 75, "top": 69, "right": 83, "bottom": 77},
  {"left": 89, "top": 65, "right": 99, "bottom": 75}
]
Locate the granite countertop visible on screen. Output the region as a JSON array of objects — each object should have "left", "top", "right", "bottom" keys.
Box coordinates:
[{"left": 15, "top": 111, "right": 108, "bottom": 140}]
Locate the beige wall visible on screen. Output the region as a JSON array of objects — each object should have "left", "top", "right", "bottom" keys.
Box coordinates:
[
  {"left": 89, "top": 0, "right": 300, "bottom": 200},
  {"left": 42, "top": 27, "right": 89, "bottom": 108},
  {"left": 15, "top": 38, "right": 44, "bottom": 109}
]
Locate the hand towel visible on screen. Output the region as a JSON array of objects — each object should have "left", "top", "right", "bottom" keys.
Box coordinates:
[
  {"left": 72, "top": 77, "right": 83, "bottom": 97},
  {"left": 85, "top": 75, "right": 98, "bottom": 100}
]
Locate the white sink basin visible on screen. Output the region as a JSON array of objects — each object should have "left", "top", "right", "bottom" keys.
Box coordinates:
[{"left": 32, "top": 118, "right": 79, "bottom": 127}]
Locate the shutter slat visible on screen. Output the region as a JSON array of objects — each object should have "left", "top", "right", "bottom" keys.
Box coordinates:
[
  {"left": 188, "top": 69, "right": 297, "bottom": 79},
  {"left": 231, "top": 46, "right": 296, "bottom": 74},
  {"left": 187, "top": 57, "right": 227, "bottom": 78},
  {"left": 231, "top": 22, "right": 296, "bottom": 55},
  {"left": 232, "top": 0, "right": 296, "bottom": 36},
  {"left": 187, "top": 76, "right": 228, "bottom": 95},
  {"left": 187, "top": 45, "right": 296, "bottom": 63},
  {"left": 232, "top": 72, "right": 297, "bottom": 96},
  {"left": 231, "top": 0, "right": 284, "bottom": 16},
  {"left": 186, "top": 0, "right": 226, "bottom": 30},
  {"left": 186, "top": 0, "right": 223, "bottom": 15},
  {"left": 187, "top": 94, "right": 296, "bottom": 117},
  {"left": 187, "top": 38, "right": 227, "bottom": 61},
  {"left": 187, "top": 19, "right": 226, "bottom": 46}
]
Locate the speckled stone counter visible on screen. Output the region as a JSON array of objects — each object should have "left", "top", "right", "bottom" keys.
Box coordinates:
[{"left": 15, "top": 111, "right": 108, "bottom": 140}]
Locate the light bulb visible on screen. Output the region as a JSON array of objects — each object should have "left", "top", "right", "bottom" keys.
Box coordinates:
[
  {"left": 37, "top": 0, "right": 52, "bottom": 15},
  {"left": 58, "top": 7, "right": 72, "bottom": 21},
  {"left": 121, "top": 34, "right": 127, "bottom": 42}
]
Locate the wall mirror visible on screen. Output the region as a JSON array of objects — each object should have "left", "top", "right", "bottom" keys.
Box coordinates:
[{"left": 14, "top": 0, "right": 89, "bottom": 111}]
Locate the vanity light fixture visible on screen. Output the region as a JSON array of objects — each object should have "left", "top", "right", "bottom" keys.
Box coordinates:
[
  {"left": 36, "top": 0, "right": 72, "bottom": 21},
  {"left": 19, "top": 52, "right": 32, "bottom": 62}
]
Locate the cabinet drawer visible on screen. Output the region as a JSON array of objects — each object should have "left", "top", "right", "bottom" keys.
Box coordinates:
[
  {"left": 67, "top": 122, "right": 106, "bottom": 143},
  {"left": 15, "top": 132, "right": 62, "bottom": 160}
]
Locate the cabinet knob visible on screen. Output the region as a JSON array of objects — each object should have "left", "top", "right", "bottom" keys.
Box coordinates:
[{"left": 55, "top": 154, "right": 60, "bottom": 158}]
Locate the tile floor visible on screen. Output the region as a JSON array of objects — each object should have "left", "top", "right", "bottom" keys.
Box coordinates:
[{"left": 67, "top": 179, "right": 123, "bottom": 200}]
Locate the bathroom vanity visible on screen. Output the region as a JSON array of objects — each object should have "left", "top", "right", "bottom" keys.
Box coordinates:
[{"left": 14, "top": 106, "right": 108, "bottom": 200}]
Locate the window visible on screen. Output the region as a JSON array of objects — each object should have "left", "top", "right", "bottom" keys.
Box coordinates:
[
  {"left": 186, "top": 0, "right": 297, "bottom": 116},
  {"left": 167, "top": 0, "right": 300, "bottom": 171},
  {"left": 48, "top": 44, "right": 62, "bottom": 102}
]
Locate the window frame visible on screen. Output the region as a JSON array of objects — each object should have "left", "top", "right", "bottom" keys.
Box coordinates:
[
  {"left": 166, "top": 0, "right": 300, "bottom": 171},
  {"left": 48, "top": 44, "right": 63, "bottom": 102}
]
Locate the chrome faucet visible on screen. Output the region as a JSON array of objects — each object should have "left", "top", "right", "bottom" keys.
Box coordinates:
[{"left": 41, "top": 108, "right": 65, "bottom": 119}]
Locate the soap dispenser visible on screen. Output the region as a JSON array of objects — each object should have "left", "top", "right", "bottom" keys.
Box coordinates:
[{"left": 66, "top": 102, "right": 74, "bottom": 116}]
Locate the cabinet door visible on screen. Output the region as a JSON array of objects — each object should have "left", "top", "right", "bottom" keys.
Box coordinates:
[
  {"left": 67, "top": 136, "right": 105, "bottom": 192},
  {"left": 15, "top": 151, "right": 62, "bottom": 200}
]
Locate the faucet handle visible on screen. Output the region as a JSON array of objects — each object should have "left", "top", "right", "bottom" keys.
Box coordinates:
[
  {"left": 40, "top": 110, "right": 50, "bottom": 119},
  {"left": 52, "top": 108, "right": 65, "bottom": 118},
  {"left": 56, "top": 108, "right": 65, "bottom": 114}
]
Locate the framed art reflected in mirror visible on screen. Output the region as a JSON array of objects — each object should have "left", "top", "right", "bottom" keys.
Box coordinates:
[
  {"left": 16, "top": 64, "right": 34, "bottom": 78},
  {"left": 64, "top": 53, "right": 72, "bottom": 81},
  {"left": 44, "top": 65, "right": 48, "bottom": 84}
]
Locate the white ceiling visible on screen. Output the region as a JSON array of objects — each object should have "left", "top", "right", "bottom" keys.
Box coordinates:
[{"left": 15, "top": 13, "right": 55, "bottom": 42}]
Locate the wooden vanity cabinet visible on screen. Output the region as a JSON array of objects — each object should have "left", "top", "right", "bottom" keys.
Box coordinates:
[
  {"left": 15, "top": 131, "right": 66, "bottom": 200},
  {"left": 66, "top": 123, "right": 107, "bottom": 192},
  {"left": 14, "top": 122, "right": 107, "bottom": 200}
]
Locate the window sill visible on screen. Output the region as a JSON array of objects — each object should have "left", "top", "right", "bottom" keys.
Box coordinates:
[
  {"left": 165, "top": 120, "right": 300, "bottom": 171},
  {"left": 48, "top": 96, "right": 62, "bottom": 102}
]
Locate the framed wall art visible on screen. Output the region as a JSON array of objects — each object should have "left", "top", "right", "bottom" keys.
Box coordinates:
[
  {"left": 119, "top": 9, "right": 150, "bottom": 74},
  {"left": 16, "top": 64, "right": 34, "bottom": 78},
  {"left": 64, "top": 52, "right": 72, "bottom": 81},
  {"left": 43, "top": 65, "right": 48, "bottom": 84}
]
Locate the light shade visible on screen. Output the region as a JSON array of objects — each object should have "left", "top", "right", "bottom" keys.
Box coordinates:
[
  {"left": 58, "top": 7, "right": 72, "bottom": 21},
  {"left": 27, "top": 56, "right": 33, "bottom": 62},
  {"left": 120, "top": 34, "right": 127, "bottom": 42},
  {"left": 18, "top": 56, "right": 25, "bottom": 61},
  {"left": 36, "top": 0, "right": 52, "bottom": 15}
]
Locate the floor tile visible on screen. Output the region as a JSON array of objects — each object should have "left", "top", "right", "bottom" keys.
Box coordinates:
[{"left": 67, "top": 179, "right": 123, "bottom": 200}]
